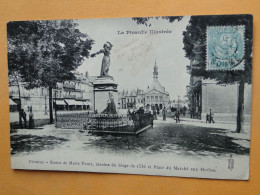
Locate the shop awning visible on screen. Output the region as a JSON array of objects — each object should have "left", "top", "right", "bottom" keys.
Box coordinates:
[
  {"left": 55, "top": 100, "right": 66, "bottom": 106},
  {"left": 136, "top": 103, "right": 144, "bottom": 108},
  {"left": 75, "top": 101, "right": 84, "bottom": 106},
  {"left": 9, "top": 99, "right": 17, "bottom": 105},
  {"left": 84, "top": 101, "right": 91, "bottom": 106},
  {"left": 65, "top": 99, "right": 78, "bottom": 106}
]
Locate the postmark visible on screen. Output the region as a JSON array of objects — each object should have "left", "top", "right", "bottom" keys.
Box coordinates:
[{"left": 207, "top": 25, "right": 245, "bottom": 71}]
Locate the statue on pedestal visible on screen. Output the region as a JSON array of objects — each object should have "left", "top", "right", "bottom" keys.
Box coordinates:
[{"left": 91, "top": 42, "right": 113, "bottom": 77}]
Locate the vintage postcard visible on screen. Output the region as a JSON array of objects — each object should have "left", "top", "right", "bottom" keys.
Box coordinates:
[{"left": 8, "top": 14, "right": 253, "bottom": 180}]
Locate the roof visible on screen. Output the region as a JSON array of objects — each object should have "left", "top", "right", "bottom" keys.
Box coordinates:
[
  {"left": 145, "top": 88, "right": 169, "bottom": 96},
  {"left": 148, "top": 80, "right": 165, "bottom": 94},
  {"left": 9, "top": 99, "right": 17, "bottom": 105}
]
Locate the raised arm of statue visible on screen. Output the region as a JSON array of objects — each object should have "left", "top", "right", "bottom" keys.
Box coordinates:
[{"left": 90, "top": 49, "right": 104, "bottom": 58}]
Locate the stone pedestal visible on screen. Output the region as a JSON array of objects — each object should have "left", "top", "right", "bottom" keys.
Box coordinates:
[{"left": 93, "top": 76, "right": 118, "bottom": 114}]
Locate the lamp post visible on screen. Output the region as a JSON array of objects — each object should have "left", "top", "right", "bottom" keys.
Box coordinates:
[{"left": 178, "top": 95, "right": 180, "bottom": 110}]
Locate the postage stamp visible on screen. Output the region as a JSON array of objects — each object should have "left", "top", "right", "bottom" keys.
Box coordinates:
[{"left": 207, "top": 25, "right": 245, "bottom": 71}]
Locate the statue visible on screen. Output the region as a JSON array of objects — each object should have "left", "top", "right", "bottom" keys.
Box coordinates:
[
  {"left": 102, "top": 92, "right": 117, "bottom": 114},
  {"left": 91, "top": 42, "right": 113, "bottom": 77}
]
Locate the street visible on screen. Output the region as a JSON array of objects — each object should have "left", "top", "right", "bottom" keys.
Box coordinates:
[{"left": 11, "top": 117, "right": 250, "bottom": 159}]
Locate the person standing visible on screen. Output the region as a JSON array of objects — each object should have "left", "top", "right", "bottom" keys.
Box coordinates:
[
  {"left": 209, "top": 109, "right": 215, "bottom": 123},
  {"left": 21, "top": 109, "right": 27, "bottom": 128},
  {"left": 153, "top": 107, "right": 157, "bottom": 120},
  {"left": 149, "top": 111, "right": 154, "bottom": 128},
  {"left": 29, "top": 108, "right": 35, "bottom": 129},
  {"left": 206, "top": 112, "right": 210, "bottom": 123},
  {"left": 175, "top": 110, "right": 180, "bottom": 123},
  {"left": 162, "top": 107, "right": 167, "bottom": 121}
]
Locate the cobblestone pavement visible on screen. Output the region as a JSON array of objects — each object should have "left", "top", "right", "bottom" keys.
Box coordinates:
[{"left": 10, "top": 117, "right": 250, "bottom": 158}]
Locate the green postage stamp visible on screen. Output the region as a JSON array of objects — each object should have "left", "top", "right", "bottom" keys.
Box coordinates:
[{"left": 207, "top": 26, "right": 245, "bottom": 71}]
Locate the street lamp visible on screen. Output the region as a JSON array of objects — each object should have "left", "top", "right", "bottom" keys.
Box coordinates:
[{"left": 178, "top": 95, "right": 180, "bottom": 110}]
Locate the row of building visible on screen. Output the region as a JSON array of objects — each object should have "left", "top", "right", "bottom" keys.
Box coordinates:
[
  {"left": 9, "top": 61, "right": 174, "bottom": 113},
  {"left": 9, "top": 71, "right": 95, "bottom": 113}
]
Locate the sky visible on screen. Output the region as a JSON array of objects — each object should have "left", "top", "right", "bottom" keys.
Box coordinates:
[{"left": 76, "top": 16, "right": 191, "bottom": 100}]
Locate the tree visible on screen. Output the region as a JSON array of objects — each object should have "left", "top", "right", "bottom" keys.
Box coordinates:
[
  {"left": 183, "top": 15, "right": 253, "bottom": 133},
  {"left": 8, "top": 72, "right": 23, "bottom": 128},
  {"left": 132, "top": 16, "right": 183, "bottom": 26},
  {"left": 7, "top": 20, "right": 94, "bottom": 124}
]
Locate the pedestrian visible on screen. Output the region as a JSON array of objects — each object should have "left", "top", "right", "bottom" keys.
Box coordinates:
[
  {"left": 153, "top": 107, "right": 157, "bottom": 120},
  {"left": 29, "top": 109, "right": 35, "bottom": 129},
  {"left": 190, "top": 106, "right": 194, "bottom": 118},
  {"left": 209, "top": 109, "right": 215, "bottom": 123},
  {"left": 21, "top": 109, "right": 27, "bottom": 128},
  {"left": 127, "top": 108, "right": 131, "bottom": 116},
  {"left": 191, "top": 106, "right": 195, "bottom": 119},
  {"left": 206, "top": 112, "right": 210, "bottom": 123},
  {"left": 150, "top": 112, "right": 154, "bottom": 128},
  {"left": 175, "top": 110, "right": 180, "bottom": 123},
  {"left": 162, "top": 107, "right": 166, "bottom": 121}
]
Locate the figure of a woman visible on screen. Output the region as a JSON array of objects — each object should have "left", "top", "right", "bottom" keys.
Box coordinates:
[
  {"left": 102, "top": 92, "right": 117, "bottom": 114},
  {"left": 91, "top": 42, "right": 113, "bottom": 77}
]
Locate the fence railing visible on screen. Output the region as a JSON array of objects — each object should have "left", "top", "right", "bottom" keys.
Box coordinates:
[{"left": 55, "top": 112, "right": 153, "bottom": 133}]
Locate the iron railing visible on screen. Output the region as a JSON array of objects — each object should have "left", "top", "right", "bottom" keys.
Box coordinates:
[{"left": 56, "top": 112, "right": 153, "bottom": 133}]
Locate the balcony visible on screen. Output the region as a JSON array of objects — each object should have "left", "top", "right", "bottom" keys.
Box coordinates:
[
  {"left": 63, "top": 83, "right": 75, "bottom": 89},
  {"left": 64, "top": 94, "right": 76, "bottom": 99},
  {"left": 9, "top": 91, "right": 18, "bottom": 96},
  {"left": 75, "top": 89, "right": 82, "bottom": 92}
]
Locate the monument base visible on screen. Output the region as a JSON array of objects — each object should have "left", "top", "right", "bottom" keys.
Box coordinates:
[{"left": 93, "top": 76, "right": 118, "bottom": 114}]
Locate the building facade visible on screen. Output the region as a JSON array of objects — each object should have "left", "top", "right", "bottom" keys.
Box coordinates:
[
  {"left": 144, "top": 61, "right": 170, "bottom": 110},
  {"left": 118, "top": 61, "right": 171, "bottom": 110},
  {"left": 186, "top": 62, "right": 252, "bottom": 122},
  {"left": 201, "top": 80, "right": 252, "bottom": 122},
  {"left": 9, "top": 71, "right": 94, "bottom": 113}
]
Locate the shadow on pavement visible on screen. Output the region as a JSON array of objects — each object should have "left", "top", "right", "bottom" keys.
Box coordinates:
[
  {"left": 88, "top": 123, "right": 250, "bottom": 157},
  {"left": 11, "top": 134, "right": 68, "bottom": 155}
]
